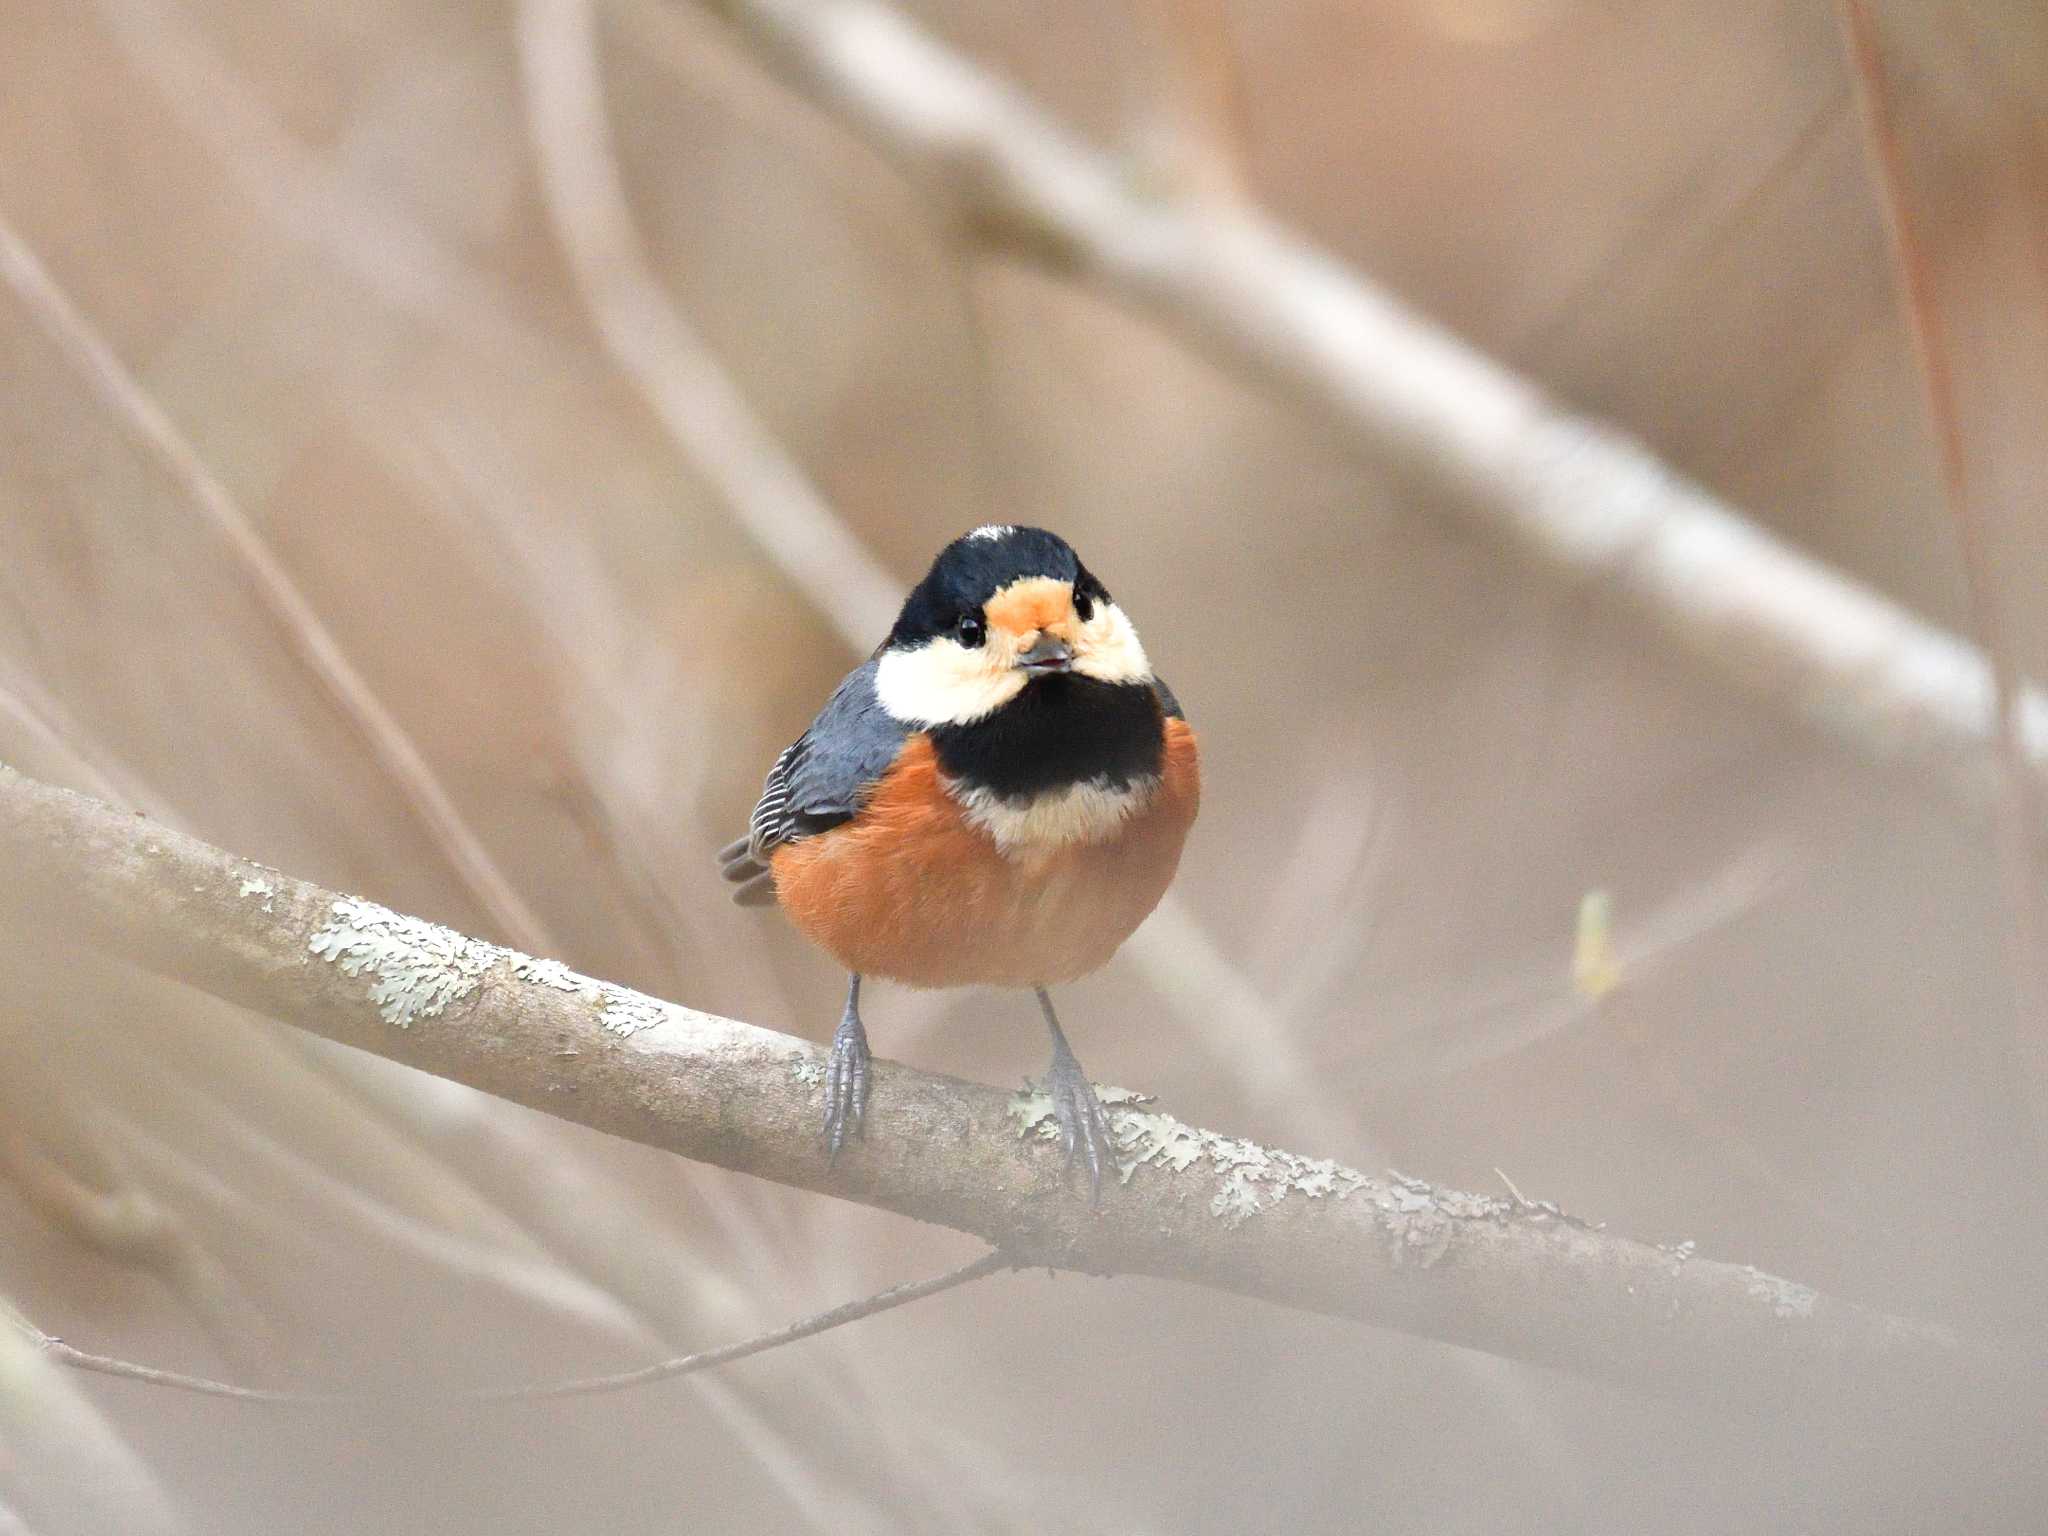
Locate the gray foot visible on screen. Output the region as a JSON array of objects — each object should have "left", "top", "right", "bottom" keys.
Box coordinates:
[
  {"left": 1045, "top": 1036, "right": 1115, "bottom": 1203},
  {"left": 824, "top": 979, "right": 870, "bottom": 1163}
]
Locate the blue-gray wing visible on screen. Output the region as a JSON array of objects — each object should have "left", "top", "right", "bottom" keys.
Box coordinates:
[
  {"left": 716, "top": 659, "right": 909, "bottom": 906},
  {"left": 1150, "top": 674, "right": 1185, "bottom": 720}
]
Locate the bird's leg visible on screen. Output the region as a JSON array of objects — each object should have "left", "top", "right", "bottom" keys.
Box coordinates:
[
  {"left": 1036, "top": 989, "right": 1116, "bottom": 1203},
  {"left": 824, "top": 974, "right": 871, "bottom": 1163}
]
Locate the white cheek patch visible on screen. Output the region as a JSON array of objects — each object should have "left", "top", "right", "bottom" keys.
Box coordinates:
[
  {"left": 876, "top": 638, "right": 1026, "bottom": 726},
  {"left": 1073, "top": 602, "right": 1150, "bottom": 685},
  {"left": 953, "top": 776, "right": 1161, "bottom": 852},
  {"left": 876, "top": 598, "right": 1153, "bottom": 724}
]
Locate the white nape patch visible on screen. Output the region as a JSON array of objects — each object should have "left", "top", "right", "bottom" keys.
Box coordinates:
[
  {"left": 876, "top": 635, "right": 1027, "bottom": 726},
  {"left": 966, "top": 524, "right": 1015, "bottom": 542},
  {"left": 1072, "top": 601, "right": 1150, "bottom": 686},
  {"left": 954, "top": 775, "right": 1160, "bottom": 853}
]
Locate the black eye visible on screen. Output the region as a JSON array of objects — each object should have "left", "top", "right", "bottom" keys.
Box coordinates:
[
  {"left": 954, "top": 612, "right": 985, "bottom": 646},
  {"left": 1074, "top": 586, "right": 1095, "bottom": 621}
]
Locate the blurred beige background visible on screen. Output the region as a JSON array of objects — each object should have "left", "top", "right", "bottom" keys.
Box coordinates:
[{"left": 3, "top": 0, "right": 2046, "bottom": 1530}]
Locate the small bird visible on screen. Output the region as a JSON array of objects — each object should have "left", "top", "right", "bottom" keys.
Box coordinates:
[{"left": 718, "top": 525, "right": 1199, "bottom": 1197}]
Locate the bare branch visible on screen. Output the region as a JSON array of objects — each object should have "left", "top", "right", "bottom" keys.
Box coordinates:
[
  {"left": 515, "top": 0, "right": 904, "bottom": 649},
  {"left": 0, "top": 1305, "right": 186, "bottom": 1535},
  {"left": 1836, "top": 0, "right": 2048, "bottom": 1145},
  {"left": 0, "top": 762, "right": 2029, "bottom": 1422},
  {"left": 0, "top": 1128, "right": 252, "bottom": 1363},
  {"left": 0, "top": 654, "right": 161, "bottom": 817},
  {"left": 12, "top": 1248, "right": 1003, "bottom": 1405},
  {"left": 1126, "top": 0, "right": 1251, "bottom": 205},
  {"left": 677, "top": 0, "right": 2048, "bottom": 827}
]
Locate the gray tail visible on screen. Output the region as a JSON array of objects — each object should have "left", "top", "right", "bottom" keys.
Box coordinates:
[{"left": 717, "top": 836, "right": 778, "bottom": 907}]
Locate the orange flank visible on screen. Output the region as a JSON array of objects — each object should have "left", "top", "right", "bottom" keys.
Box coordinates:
[{"left": 772, "top": 720, "right": 1199, "bottom": 988}]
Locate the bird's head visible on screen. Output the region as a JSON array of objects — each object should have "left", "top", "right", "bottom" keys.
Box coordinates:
[{"left": 875, "top": 525, "right": 1152, "bottom": 726}]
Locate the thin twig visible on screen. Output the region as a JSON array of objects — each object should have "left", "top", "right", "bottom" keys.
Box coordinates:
[
  {"left": 0, "top": 216, "right": 554, "bottom": 957},
  {"left": 1836, "top": 0, "right": 2048, "bottom": 1147},
  {"left": 0, "top": 1304, "right": 187, "bottom": 1535},
  {"left": 1493, "top": 1166, "right": 1531, "bottom": 1207},
  {"left": 0, "top": 655, "right": 161, "bottom": 817},
  {"left": 515, "top": 0, "right": 904, "bottom": 649},
  {"left": 11, "top": 1249, "right": 1006, "bottom": 1406},
  {"left": 0, "top": 1130, "right": 252, "bottom": 1358}
]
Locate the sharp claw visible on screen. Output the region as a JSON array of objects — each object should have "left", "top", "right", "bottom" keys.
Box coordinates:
[
  {"left": 1042, "top": 1056, "right": 1115, "bottom": 1203},
  {"left": 821, "top": 990, "right": 875, "bottom": 1170},
  {"left": 1090, "top": 1105, "right": 1110, "bottom": 1203}
]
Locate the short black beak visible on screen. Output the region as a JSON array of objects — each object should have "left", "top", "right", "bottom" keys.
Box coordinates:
[{"left": 1017, "top": 635, "right": 1072, "bottom": 673}]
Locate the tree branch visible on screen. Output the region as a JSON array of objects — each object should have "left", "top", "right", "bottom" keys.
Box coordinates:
[
  {"left": 515, "top": 0, "right": 906, "bottom": 651},
  {"left": 0, "top": 217, "right": 556, "bottom": 957},
  {"left": 0, "top": 762, "right": 2028, "bottom": 1420},
  {"left": 13, "top": 1249, "right": 1004, "bottom": 1405},
  {"left": 1835, "top": 0, "right": 2048, "bottom": 1150},
  {"left": 674, "top": 0, "right": 2048, "bottom": 824}
]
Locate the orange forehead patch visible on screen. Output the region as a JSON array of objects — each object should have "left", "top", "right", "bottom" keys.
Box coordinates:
[{"left": 984, "top": 576, "right": 1075, "bottom": 637}]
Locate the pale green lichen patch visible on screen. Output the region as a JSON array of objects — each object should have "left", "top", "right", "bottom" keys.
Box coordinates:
[
  {"left": 311, "top": 901, "right": 688, "bottom": 1039},
  {"left": 237, "top": 875, "right": 276, "bottom": 913},
  {"left": 791, "top": 1059, "right": 827, "bottom": 1086},
  {"left": 309, "top": 899, "right": 496, "bottom": 1029},
  {"left": 1008, "top": 1083, "right": 1150, "bottom": 1140},
  {"left": 1007, "top": 1086, "right": 1368, "bottom": 1227},
  {"left": 1381, "top": 1171, "right": 1516, "bottom": 1224},
  {"left": 598, "top": 994, "right": 673, "bottom": 1037},
  {"left": 1742, "top": 1265, "right": 1817, "bottom": 1319},
  {"left": 509, "top": 951, "right": 674, "bottom": 1037},
  {"left": 1112, "top": 1108, "right": 1205, "bottom": 1175},
  {"left": 1353, "top": 1175, "right": 1513, "bottom": 1269},
  {"left": 511, "top": 955, "right": 593, "bottom": 994}
]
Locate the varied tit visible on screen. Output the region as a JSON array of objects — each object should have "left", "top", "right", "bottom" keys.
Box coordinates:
[{"left": 718, "top": 524, "right": 1199, "bottom": 1198}]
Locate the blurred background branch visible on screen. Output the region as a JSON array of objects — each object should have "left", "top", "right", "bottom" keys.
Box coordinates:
[
  {"left": 690, "top": 0, "right": 2048, "bottom": 828},
  {"left": 0, "top": 216, "right": 556, "bottom": 957},
  {"left": 17, "top": 1247, "right": 1003, "bottom": 1405},
  {"left": 517, "top": 0, "right": 905, "bottom": 647},
  {"left": 1836, "top": 0, "right": 2048, "bottom": 1154}
]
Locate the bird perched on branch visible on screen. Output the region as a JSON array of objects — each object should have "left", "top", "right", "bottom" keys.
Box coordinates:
[{"left": 719, "top": 526, "right": 1199, "bottom": 1197}]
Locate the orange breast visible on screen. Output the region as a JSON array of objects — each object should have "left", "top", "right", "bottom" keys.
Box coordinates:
[{"left": 771, "top": 721, "right": 1199, "bottom": 988}]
